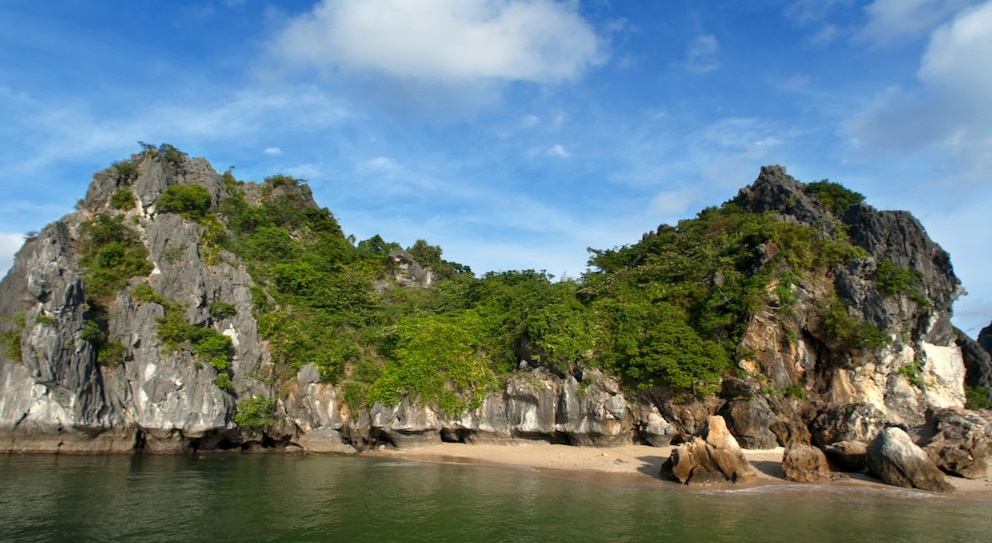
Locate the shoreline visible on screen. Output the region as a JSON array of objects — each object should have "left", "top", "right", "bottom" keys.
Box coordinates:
[{"left": 365, "top": 441, "right": 992, "bottom": 498}]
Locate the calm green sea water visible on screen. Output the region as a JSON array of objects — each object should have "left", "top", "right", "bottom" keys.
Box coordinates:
[{"left": 0, "top": 453, "right": 990, "bottom": 542}]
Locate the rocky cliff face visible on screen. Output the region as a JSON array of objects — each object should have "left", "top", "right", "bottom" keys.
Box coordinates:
[
  {"left": 0, "top": 150, "right": 266, "bottom": 452},
  {"left": 0, "top": 155, "right": 985, "bottom": 459},
  {"left": 731, "top": 166, "right": 971, "bottom": 444}
]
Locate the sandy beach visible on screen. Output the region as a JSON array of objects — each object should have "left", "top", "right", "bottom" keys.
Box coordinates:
[{"left": 367, "top": 441, "right": 992, "bottom": 497}]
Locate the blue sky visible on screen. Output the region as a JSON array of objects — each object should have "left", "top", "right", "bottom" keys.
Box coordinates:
[{"left": 1, "top": 0, "right": 990, "bottom": 337}]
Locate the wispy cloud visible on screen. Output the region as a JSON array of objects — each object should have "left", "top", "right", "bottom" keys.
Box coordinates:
[
  {"left": 684, "top": 34, "right": 719, "bottom": 74},
  {"left": 546, "top": 144, "right": 571, "bottom": 158},
  {"left": 856, "top": 0, "right": 981, "bottom": 45}
]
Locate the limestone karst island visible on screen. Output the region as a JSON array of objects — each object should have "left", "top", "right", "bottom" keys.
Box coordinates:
[{"left": 2, "top": 144, "right": 991, "bottom": 493}]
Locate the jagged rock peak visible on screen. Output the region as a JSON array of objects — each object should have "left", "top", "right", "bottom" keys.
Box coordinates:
[{"left": 733, "top": 165, "right": 835, "bottom": 226}]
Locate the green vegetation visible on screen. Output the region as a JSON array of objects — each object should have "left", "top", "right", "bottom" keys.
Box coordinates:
[
  {"left": 804, "top": 180, "right": 865, "bottom": 214},
  {"left": 582, "top": 198, "right": 872, "bottom": 389},
  {"left": 966, "top": 385, "right": 990, "bottom": 410},
  {"left": 209, "top": 302, "right": 237, "bottom": 320},
  {"left": 367, "top": 311, "right": 496, "bottom": 414},
  {"left": 822, "top": 298, "right": 890, "bottom": 351},
  {"left": 784, "top": 384, "right": 808, "bottom": 400},
  {"left": 79, "top": 302, "right": 127, "bottom": 368},
  {"left": 110, "top": 188, "right": 136, "bottom": 211},
  {"left": 97, "top": 340, "right": 126, "bottom": 368},
  {"left": 35, "top": 315, "right": 57, "bottom": 325},
  {"left": 73, "top": 147, "right": 900, "bottom": 412},
  {"left": 132, "top": 283, "right": 234, "bottom": 375},
  {"left": 111, "top": 160, "right": 140, "bottom": 183},
  {"left": 140, "top": 142, "right": 187, "bottom": 170},
  {"left": 898, "top": 360, "right": 926, "bottom": 388},
  {"left": 78, "top": 213, "right": 153, "bottom": 299},
  {"left": 215, "top": 373, "right": 233, "bottom": 393},
  {"left": 161, "top": 243, "right": 187, "bottom": 263},
  {"left": 875, "top": 259, "right": 929, "bottom": 306},
  {"left": 264, "top": 174, "right": 301, "bottom": 189},
  {"left": 0, "top": 312, "right": 25, "bottom": 362},
  {"left": 212, "top": 169, "right": 881, "bottom": 406},
  {"left": 157, "top": 184, "right": 212, "bottom": 221},
  {"left": 235, "top": 397, "right": 276, "bottom": 429}
]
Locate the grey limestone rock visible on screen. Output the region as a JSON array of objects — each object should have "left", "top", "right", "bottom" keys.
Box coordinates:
[
  {"left": 923, "top": 409, "right": 992, "bottom": 480},
  {"left": 867, "top": 426, "right": 955, "bottom": 492},
  {"left": 811, "top": 403, "right": 887, "bottom": 446}
]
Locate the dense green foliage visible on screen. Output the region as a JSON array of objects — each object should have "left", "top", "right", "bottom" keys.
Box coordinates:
[
  {"left": 822, "top": 297, "right": 890, "bottom": 351},
  {"left": 208, "top": 169, "right": 882, "bottom": 405},
  {"left": 80, "top": 148, "right": 889, "bottom": 410},
  {"left": 111, "top": 160, "right": 140, "bottom": 183},
  {"left": 234, "top": 397, "right": 276, "bottom": 429},
  {"left": 367, "top": 311, "right": 496, "bottom": 414},
  {"left": 804, "top": 180, "right": 865, "bottom": 214},
  {"left": 582, "top": 202, "right": 873, "bottom": 387},
  {"left": 875, "top": 259, "right": 929, "bottom": 306},
  {"left": 966, "top": 385, "right": 991, "bottom": 410},
  {"left": 97, "top": 340, "right": 126, "bottom": 368},
  {"left": 79, "top": 213, "right": 153, "bottom": 299},
  {"left": 209, "top": 302, "right": 237, "bottom": 319},
  {"left": 140, "top": 142, "right": 187, "bottom": 170},
  {"left": 157, "top": 184, "right": 212, "bottom": 221},
  {"left": 110, "top": 188, "right": 136, "bottom": 210}
]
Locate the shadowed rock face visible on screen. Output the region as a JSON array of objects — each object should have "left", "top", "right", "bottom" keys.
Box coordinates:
[
  {"left": 980, "top": 323, "right": 992, "bottom": 354},
  {"left": 824, "top": 441, "right": 868, "bottom": 472},
  {"left": 867, "top": 427, "right": 955, "bottom": 493},
  {"left": 924, "top": 409, "right": 992, "bottom": 480}
]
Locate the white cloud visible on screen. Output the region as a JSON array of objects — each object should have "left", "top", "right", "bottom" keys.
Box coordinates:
[
  {"left": 0, "top": 86, "right": 349, "bottom": 182},
  {"left": 684, "top": 34, "right": 719, "bottom": 74},
  {"left": 649, "top": 189, "right": 698, "bottom": 217},
  {"left": 857, "top": 0, "right": 980, "bottom": 45},
  {"left": 547, "top": 144, "right": 571, "bottom": 158},
  {"left": 269, "top": 0, "right": 605, "bottom": 84},
  {"left": 0, "top": 233, "right": 23, "bottom": 278},
  {"left": 263, "top": 147, "right": 283, "bottom": 155},
  {"left": 845, "top": 1, "right": 992, "bottom": 181},
  {"left": 919, "top": 2, "right": 992, "bottom": 101}
]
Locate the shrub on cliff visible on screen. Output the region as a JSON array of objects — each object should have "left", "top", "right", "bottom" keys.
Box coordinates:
[
  {"left": 78, "top": 213, "right": 153, "bottom": 299},
  {"left": 157, "top": 184, "right": 212, "bottom": 221}
]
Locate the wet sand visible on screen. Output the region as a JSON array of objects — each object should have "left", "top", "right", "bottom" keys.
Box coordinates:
[{"left": 367, "top": 442, "right": 992, "bottom": 497}]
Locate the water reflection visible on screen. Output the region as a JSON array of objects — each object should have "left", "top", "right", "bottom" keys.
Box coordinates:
[{"left": 0, "top": 454, "right": 990, "bottom": 542}]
